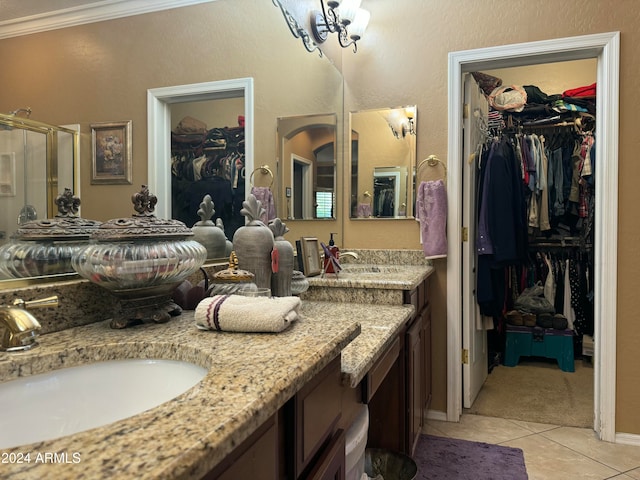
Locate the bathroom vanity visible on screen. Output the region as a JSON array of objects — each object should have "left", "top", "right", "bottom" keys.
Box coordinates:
[
  {"left": 303, "top": 251, "right": 434, "bottom": 457},
  {"left": 0, "top": 251, "right": 433, "bottom": 479}
]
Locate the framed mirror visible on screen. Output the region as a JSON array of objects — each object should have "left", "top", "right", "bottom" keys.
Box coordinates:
[
  {"left": 277, "top": 113, "right": 337, "bottom": 220},
  {"left": 0, "top": 0, "right": 344, "bottom": 287},
  {"left": 349, "top": 106, "right": 417, "bottom": 219}
]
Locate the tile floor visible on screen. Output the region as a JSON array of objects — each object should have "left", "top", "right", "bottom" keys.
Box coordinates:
[{"left": 424, "top": 414, "right": 640, "bottom": 479}]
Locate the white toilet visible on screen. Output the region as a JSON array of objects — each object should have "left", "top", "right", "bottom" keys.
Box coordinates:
[{"left": 345, "top": 403, "right": 369, "bottom": 480}]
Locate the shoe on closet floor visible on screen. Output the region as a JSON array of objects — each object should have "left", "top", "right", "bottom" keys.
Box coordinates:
[
  {"left": 506, "top": 310, "right": 523, "bottom": 326},
  {"left": 553, "top": 313, "right": 568, "bottom": 330},
  {"left": 522, "top": 313, "right": 537, "bottom": 327},
  {"left": 536, "top": 313, "right": 554, "bottom": 328}
]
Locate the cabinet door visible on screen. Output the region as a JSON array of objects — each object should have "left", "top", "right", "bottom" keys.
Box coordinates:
[
  {"left": 291, "top": 355, "right": 342, "bottom": 478},
  {"left": 205, "top": 413, "right": 279, "bottom": 480},
  {"left": 422, "top": 303, "right": 432, "bottom": 410},
  {"left": 306, "top": 429, "right": 346, "bottom": 480},
  {"left": 406, "top": 315, "right": 424, "bottom": 456}
]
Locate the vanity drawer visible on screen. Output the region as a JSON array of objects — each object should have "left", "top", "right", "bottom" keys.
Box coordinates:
[
  {"left": 291, "top": 355, "right": 342, "bottom": 479},
  {"left": 363, "top": 335, "right": 401, "bottom": 403}
]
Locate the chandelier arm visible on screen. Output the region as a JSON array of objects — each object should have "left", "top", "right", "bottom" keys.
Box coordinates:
[
  {"left": 337, "top": 28, "right": 358, "bottom": 52},
  {"left": 273, "top": 0, "right": 323, "bottom": 57},
  {"left": 320, "top": 0, "right": 341, "bottom": 33}
]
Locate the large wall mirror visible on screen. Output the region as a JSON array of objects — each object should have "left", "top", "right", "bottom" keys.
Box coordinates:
[
  {"left": 349, "top": 106, "right": 417, "bottom": 219},
  {"left": 276, "top": 113, "right": 337, "bottom": 220},
  {"left": 1, "top": 0, "right": 343, "bottom": 285}
]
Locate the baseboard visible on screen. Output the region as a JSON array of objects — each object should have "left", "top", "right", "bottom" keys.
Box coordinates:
[
  {"left": 426, "top": 409, "right": 448, "bottom": 422},
  {"left": 615, "top": 432, "right": 640, "bottom": 446}
]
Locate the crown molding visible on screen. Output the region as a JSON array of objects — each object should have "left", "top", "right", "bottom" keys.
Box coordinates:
[{"left": 0, "top": 0, "right": 216, "bottom": 40}]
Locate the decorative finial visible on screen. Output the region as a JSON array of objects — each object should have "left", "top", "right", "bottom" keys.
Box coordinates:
[
  {"left": 239, "top": 194, "right": 266, "bottom": 225},
  {"left": 228, "top": 251, "right": 239, "bottom": 269},
  {"left": 55, "top": 188, "right": 81, "bottom": 217},
  {"left": 196, "top": 195, "right": 216, "bottom": 225},
  {"left": 131, "top": 185, "right": 158, "bottom": 216},
  {"left": 268, "top": 218, "right": 289, "bottom": 238}
]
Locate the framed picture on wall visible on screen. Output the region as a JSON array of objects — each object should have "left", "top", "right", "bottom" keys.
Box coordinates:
[
  {"left": 90, "top": 120, "right": 132, "bottom": 184},
  {"left": 0, "top": 152, "right": 16, "bottom": 196},
  {"left": 300, "top": 236, "right": 321, "bottom": 277}
]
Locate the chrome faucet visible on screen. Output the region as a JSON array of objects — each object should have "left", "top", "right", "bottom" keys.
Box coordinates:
[
  {"left": 339, "top": 251, "right": 359, "bottom": 261},
  {"left": 0, "top": 296, "right": 58, "bottom": 352}
]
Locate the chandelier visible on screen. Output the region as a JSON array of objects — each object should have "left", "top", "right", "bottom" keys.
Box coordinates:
[{"left": 310, "top": 0, "right": 370, "bottom": 52}]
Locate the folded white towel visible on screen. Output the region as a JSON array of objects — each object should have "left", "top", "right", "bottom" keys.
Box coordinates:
[{"left": 195, "top": 294, "right": 301, "bottom": 333}]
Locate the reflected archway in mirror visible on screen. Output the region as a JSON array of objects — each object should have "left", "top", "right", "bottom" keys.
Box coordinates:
[
  {"left": 277, "top": 113, "right": 337, "bottom": 220},
  {"left": 349, "top": 106, "right": 417, "bottom": 219}
]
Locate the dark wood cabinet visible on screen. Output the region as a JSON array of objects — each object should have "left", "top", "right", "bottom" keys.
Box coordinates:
[
  {"left": 204, "top": 413, "right": 280, "bottom": 480},
  {"left": 204, "top": 272, "right": 434, "bottom": 478},
  {"left": 422, "top": 302, "right": 432, "bottom": 412},
  {"left": 368, "top": 274, "right": 433, "bottom": 456},
  {"left": 288, "top": 355, "right": 343, "bottom": 479},
  {"left": 305, "top": 429, "right": 346, "bottom": 480},
  {"left": 205, "top": 356, "right": 344, "bottom": 480},
  {"left": 407, "top": 312, "right": 424, "bottom": 454}
]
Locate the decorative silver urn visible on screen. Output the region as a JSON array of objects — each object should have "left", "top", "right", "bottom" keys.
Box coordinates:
[
  {"left": 0, "top": 188, "right": 101, "bottom": 279},
  {"left": 71, "top": 185, "right": 207, "bottom": 328}
]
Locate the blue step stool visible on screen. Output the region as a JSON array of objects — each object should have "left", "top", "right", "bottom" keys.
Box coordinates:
[{"left": 504, "top": 325, "right": 575, "bottom": 372}]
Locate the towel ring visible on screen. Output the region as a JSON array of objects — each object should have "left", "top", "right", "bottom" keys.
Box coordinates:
[
  {"left": 417, "top": 155, "right": 447, "bottom": 183},
  {"left": 250, "top": 165, "right": 274, "bottom": 188}
]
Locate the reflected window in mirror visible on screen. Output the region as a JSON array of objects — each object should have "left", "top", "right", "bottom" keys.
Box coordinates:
[
  {"left": 277, "top": 113, "right": 337, "bottom": 221},
  {"left": 349, "top": 106, "right": 417, "bottom": 219}
]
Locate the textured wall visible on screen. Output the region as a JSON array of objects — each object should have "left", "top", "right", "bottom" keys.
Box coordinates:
[
  {"left": 1, "top": 0, "right": 639, "bottom": 435},
  {"left": 344, "top": 0, "right": 640, "bottom": 434}
]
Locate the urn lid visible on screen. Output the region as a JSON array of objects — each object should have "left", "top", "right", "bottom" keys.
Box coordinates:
[
  {"left": 90, "top": 185, "right": 193, "bottom": 241},
  {"left": 14, "top": 188, "right": 101, "bottom": 241},
  {"left": 212, "top": 252, "right": 255, "bottom": 283}
]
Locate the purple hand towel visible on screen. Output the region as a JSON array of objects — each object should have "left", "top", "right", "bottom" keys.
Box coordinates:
[
  {"left": 416, "top": 180, "right": 447, "bottom": 259},
  {"left": 251, "top": 186, "right": 276, "bottom": 223}
]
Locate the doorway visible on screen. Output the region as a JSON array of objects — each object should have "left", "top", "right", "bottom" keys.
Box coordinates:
[
  {"left": 147, "top": 78, "right": 254, "bottom": 220},
  {"left": 291, "top": 154, "right": 313, "bottom": 219},
  {"left": 446, "top": 32, "right": 620, "bottom": 442}
]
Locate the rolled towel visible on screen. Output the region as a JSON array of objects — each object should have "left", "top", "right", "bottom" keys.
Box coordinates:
[{"left": 195, "top": 294, "right": 301, "bottom": 333}]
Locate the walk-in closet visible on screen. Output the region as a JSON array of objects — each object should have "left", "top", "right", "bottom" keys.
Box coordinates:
[
  {"left": 169, "top": 97, "right": 246, "bottom": 239},
  {"left": 464, "top": 60, "right": 596, "bottom": 427}
]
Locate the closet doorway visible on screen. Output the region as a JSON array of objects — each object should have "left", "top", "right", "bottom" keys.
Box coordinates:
[
  {"left": 446, "top": 32, "right": 620, "bottom": 442},
  {"left": 462, "top": 61, "right": 596, "bottom": 429},
  {"left": 147, "top": 78, "right": 254, "bottom": 220}
]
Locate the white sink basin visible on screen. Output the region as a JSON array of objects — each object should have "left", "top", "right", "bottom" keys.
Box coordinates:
[{"left": 0, "top": 358, "right": 208, "bottom": 449}]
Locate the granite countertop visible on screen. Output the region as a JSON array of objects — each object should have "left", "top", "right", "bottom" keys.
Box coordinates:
[
  {"left": 302, "top": 263, "right": 434, "bottom": 306},
  {"left": 0, "top": 300, "right": 413, "bottom": 480},
  {"left": 340, "top": 302, "right": 415, "bottom": 387},
  {"left": 307, "top": 264, "right": 432, "bottom": 291}
]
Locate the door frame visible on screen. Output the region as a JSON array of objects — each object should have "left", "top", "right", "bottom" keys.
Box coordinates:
[
  {"left": 147, "top": 77, "right": 254, "bottom": 219},
  {"left": 291, "top": 153, "right": 314, "bottom": 219},
  {"left": 446, "top": 32, "right": 620, "bottom": 442}
]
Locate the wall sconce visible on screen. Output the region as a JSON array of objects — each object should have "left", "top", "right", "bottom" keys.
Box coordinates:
[
  {"left": 383, "top": 107, "right": 417, "bottom": 139},
  {"left": 310, "top": 0, "right": 370, "bottom": 52},
  {"left": 273, "top": 0, "right": 323, "bottom": 57},
  {"left": 403, "top": 107, "right": 416, "bottom": 137}
]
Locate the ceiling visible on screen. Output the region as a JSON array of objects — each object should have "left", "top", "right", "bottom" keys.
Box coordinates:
[
  {"left": 0, "top": 1, "right": 109, "bottom": 22},
  {"left": 0, "top": 0, "right": 216, "bottom": 39}
]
